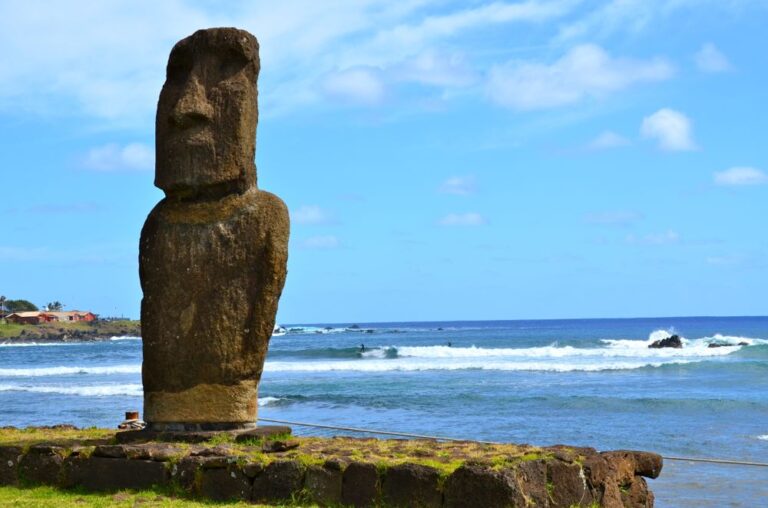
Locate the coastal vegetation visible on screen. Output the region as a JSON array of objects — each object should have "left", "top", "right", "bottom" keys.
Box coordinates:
[{"left": 0, "top": 319, "right": 140, "bottom": 342}]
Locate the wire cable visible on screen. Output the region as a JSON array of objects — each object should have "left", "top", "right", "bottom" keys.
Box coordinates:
[{"left": 258, "top": 417, "right": 768, "bottom": 468}]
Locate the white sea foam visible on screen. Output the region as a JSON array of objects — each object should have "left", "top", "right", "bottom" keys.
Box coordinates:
[
  {"left": 0, "top": 342, "right": 84, "bottom": 348},
  {"left": 0, "top": 383, "right": 143, "bottom": 397},
  {"left": 109, "top": 336, "right": 141, "bottom": 341},
  {"left": 0, "top": 364, "right": 141, "bottom": 377},
  {"left": 756, "top": 435, "right": 768, "bottom": 441},
  {"left": 264, "top": 359, "right": 694, "bottom": 373},
  {"left": 258, "top": 396, "right": 283, "bottom": 406}
]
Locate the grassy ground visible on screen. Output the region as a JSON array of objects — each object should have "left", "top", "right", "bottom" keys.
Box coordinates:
[
  {"left": 0, "top": 426, "right": 552, "bottom": 476},
  {"left": 0, "top": 486, "right": 292, "bottom": 507},
  {"left": 0, "top": 320, "right": 140, "bottom": 340}
]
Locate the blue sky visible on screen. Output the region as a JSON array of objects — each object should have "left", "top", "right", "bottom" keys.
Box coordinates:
[{"left": 1, "top": 0, "right": 766, "bottom": 323}]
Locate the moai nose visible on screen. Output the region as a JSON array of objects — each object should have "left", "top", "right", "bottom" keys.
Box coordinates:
[{"left": 171, "top": 75, "right": 214, "bottom": 127}]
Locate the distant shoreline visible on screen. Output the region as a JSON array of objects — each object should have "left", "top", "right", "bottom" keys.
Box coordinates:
[{"left": 0, "top": 319, "right": 140, "bottom": 344}]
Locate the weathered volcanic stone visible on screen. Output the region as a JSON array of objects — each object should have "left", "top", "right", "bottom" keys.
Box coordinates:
[
  {"left": 198, "top": 466, "right": 251, "bottom": 501},
  {"left": 0, "top": 446, "right": 23, "bottom": 486},
  {"left": 305, "top": 464, "right": 343, "bottom": 505},
  {"left": 548, "top": 460, "right": 593, "bottom": 508},
  {"left": 341, "top": 462, "right": 379, "bottom": 507},
  {"left": 62, "top": 457, "right": 167, "bottom": 491},
  {"left": 18, "top": 446, "right": 66, "bottom": 486},
  {"left": 251, "top": 460, "right": 305, "bottom": 503},
  {"left": 382, "top": 463, "right": 442, "bottom": 508},
  {"left": 140, "top": 27, "right": 289, "bottom": 426},
  {"left": 443, "top": 465, "right": 524, "bottom": 508}
]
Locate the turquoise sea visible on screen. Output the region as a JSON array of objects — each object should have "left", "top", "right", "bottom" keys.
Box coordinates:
[{"left": 1, "top": 316, "right": 767, "bottom": 506}]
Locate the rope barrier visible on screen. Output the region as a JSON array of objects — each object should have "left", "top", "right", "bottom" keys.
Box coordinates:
[{"left": 258, "top": 417, "right": 768, "bottom": 468}]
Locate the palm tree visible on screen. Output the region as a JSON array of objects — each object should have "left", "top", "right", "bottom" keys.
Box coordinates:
[
  {"left": 47, "top": 301, "right": 64, "bottom": 312},
  {"left": 0, "top": 295, "right": 6, "bottom": 314}
]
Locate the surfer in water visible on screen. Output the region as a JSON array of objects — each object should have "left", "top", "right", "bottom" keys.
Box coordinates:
[{"left": 360, "top": 344, "right": 366, "bottom": 353}]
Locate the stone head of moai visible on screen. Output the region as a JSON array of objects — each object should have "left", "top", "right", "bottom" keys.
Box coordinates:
[{"left": 155, "top": 28, "right": 259, "bottom": 197}]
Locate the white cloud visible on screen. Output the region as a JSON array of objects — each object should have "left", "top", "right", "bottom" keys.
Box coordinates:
[
  {"left": 0, "top": 1, "right": 577, "bottom": 122},
  {"left": 82, "top": 143, "right": 154, "bottom": 171},
  {"left": 588, "top": 131, "right": 631, "bottom": 150},
  {"left": 300, "top": 235, "right": 340, "bottom": 249},
  {"left": 626, "top": 230, "right": 680, "bottom": 245},
  {"left": 714, "top": 167, "right": 768, "bottom": 186},
  {"left": 322, "top": 67, "right": 386, "bottom": 105},
  {"left": 292, "top": 205, "right": 334, "bottom": 225},
  {"left": 487, "top": 44, "right": 674, "bottom": 110},
  {"left": 439, "top": 176, "right": 477, "bottom": 195},
  {"left": 695, "top": 43, "right": 731, "bottom": 73},
  {"left": 640, "top": 109, "right": 696, "bottom": 151},
  {"left": 438, "top": 212, "right": 488, "bottom": 226},
  {"left": 558, "top": 0, "right": 765, "bottom": 42},
  {"left": 585, "top": 211, "right": 642, "bottom": 226}
]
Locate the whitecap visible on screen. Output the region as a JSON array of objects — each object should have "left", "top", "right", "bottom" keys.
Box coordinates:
[
  {"left": 0, "top": 383, "right": 142, "bottom": 397},
  {"left": 0, "top": 364, "right": 141, "bottom": 377}
]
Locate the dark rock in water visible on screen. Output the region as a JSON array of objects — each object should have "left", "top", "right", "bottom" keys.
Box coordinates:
[
  {"left": 739, "top": 341, "right": 749, "bottom": 346},
  {"left": 348, "top": 324, "right": 361, "bottom": 329},
  {"left": 140, "top": 28, "right": 289, "bottom": 427},
  {"left": 708, "top": 343, "right": 726, "bottom": 348},
  {"left": 648, "top": 334, "right": 682, "bottom": 349}
]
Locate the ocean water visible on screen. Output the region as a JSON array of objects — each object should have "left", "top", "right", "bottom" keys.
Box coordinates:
[{"left": 1, "top": 316, "right": 767, "bottom": 506}]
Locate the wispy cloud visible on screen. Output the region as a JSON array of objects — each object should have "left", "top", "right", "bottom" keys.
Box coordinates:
[
  {"left": 291, "top": 205, "right": 336, "bottom": 225},
  {"left": 714, "top": 167, "right": 768, "bottom": 186},
  {"left": 486, "top": 44, "right": 673, "bottom": 110},
  {"left": 82, "top": 143, "right": 154, "bottom": 171},
  {"left": 438, "top": 212, "right": 488, "bottom": 226},
  {"left": 694, "top": 43, "right": 732, "bottom": 73},
  {"left": 626, "top": 230, "right": 680, "bottom": 245},
  {"left": 640, "top": 109, "right": 696, "bottom": 151},
  {"left": 585, "top": 211, "right": 643, "bottom": 226},
  {"left": 300, "top": 235, "right": 340, "bottom": 249},
  {"left": 322, "top": 67, "right": 386, "bottom": 105},
  {"left": 439, "top": 175, "right": 477, "bottom": 195},
  {"left": 587, "top": 131, "right": 631, "bottom": 150}
]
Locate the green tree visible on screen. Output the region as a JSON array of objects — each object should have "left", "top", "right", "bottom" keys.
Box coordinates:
[
  {"left": 5, "top": 299, "right": 39, "bottom": 312},
  {"left": 0, "top": 295, "right": 6, "bottom": 313},
  {"left": 46, "top": 301, "right": 64, "bottom": 312}
]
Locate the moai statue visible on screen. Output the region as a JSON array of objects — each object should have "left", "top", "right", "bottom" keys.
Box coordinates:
[{"left": 139, "top": 28, "right": 289, "bottom": 430}]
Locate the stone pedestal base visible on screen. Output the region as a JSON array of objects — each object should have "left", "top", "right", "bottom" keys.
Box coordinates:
[{"left": 116, "top": 425, "right": 291, "bottom": 444}]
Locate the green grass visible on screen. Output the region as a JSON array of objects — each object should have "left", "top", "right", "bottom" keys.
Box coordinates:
[
  {"left": 0, "top": 486, "right": 306, "bottom": 507},
  {"left": 0, "top": 320, "right": 140, "bottom": 341}
]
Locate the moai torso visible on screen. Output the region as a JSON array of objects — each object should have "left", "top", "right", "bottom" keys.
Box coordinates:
[{"left": 139, "top": 28, "right": 288, "bottom": 429}]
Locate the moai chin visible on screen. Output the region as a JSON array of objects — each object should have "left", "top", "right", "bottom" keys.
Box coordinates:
[{"left": 139, "top": 28, "right": 289, "bottom": 430}]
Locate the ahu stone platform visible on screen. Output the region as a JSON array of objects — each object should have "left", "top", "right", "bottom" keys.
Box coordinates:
[{"left": 0, "top": 427, "right": 661, "bottom": 507}]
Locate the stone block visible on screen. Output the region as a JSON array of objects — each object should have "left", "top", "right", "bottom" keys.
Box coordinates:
[
  {"left": 305, "top": 464, "right": 343, "bottom": 505},
  {"left": 342, "top": 462, "right": 379, "bottom": 507},
  {"left": 0, "top": 446, "right": 23, "bottom": 486},
  {"left": 18, "top": 447, "right": 65, "bottom": 486},
  {"left": 170, "top": 456, "right": 205, "bottom": 491},
  {"left": 62, "top": 457, "right": 167, "bottom": 491},
  {"left": 621, "top": 475, "right": 654, "bottom": 508},
  {"left": 382, "top": 463, "right": 442, "bottom": 508},
  {"left": 198, "top": 466, "right": 251, "bottom": 501},
  {"left": 251, "top": 459, "right": 305, "bottom": 503},
  {"left": 548, "top": 460, "right": 593, "bottom": 508},
  {"left": 515, "top": 459, "right": 549, "bottom": 507},
  {"left": 443, "top": 465, "right": 523, "bottom": 508}
]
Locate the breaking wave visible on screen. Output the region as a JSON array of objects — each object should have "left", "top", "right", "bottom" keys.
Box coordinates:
[
  {"left": 263, "top": 329, "right": 764, "bottom": 373},
  {"left": 0, "top": 364, "right": 141, "bottom": 377}
]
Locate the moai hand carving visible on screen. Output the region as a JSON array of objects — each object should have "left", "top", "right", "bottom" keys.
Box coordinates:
[{"left": 139, "top": 28, "right": 289, "bottom": 430}]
